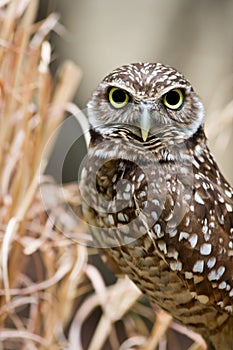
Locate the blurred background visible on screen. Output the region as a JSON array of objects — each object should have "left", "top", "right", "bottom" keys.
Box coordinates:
[
  {"left": 1, "top": 2, "right": 232, "bottom": 350},
  {"left": 43, "top": 0, "right": 233, "bottom": 184}
]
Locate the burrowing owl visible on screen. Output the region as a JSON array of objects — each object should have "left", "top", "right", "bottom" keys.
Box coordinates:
[{"left": 80, "top": 63, "right": 233, "bottom": 349}]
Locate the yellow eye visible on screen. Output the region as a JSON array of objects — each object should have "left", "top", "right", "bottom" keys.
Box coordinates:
[
  {"left": 163, "top": 88, "right": 184, "bottom": 110},
  {"left": 108, "top": 87, "right": 130, "bottom": 109}
]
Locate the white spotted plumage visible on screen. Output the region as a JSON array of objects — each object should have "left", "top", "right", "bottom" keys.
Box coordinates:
[{"left": 80, "top": 63, "right": 233, "bottom": 349}]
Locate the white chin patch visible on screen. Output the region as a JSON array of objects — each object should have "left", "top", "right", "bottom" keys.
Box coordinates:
[{"left": 87, "top": 105, "right": 100, "bottom": 128}]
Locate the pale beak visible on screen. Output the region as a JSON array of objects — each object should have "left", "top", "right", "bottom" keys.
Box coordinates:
[{"left": 140, "top": 108, "right": 151, "bottom": 141}]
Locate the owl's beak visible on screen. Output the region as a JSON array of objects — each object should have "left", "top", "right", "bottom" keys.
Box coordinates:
[{"left": 140, "top": 108, "right": 151, "bottom": 141}]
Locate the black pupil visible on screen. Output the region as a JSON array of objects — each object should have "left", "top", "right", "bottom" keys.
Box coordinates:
[
  {"left": 166, "top": 90, "right": 181, "bottom": 105},
  {"left": 112, "top": 89, "right": 127, "bottom": 103}
]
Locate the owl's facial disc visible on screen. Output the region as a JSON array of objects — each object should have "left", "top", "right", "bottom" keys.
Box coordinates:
[
  {"left": 105, "top": 85, "right": 189, "bottom": 141},
  {"left": 88, "top": 63, "right": 205, "bottom": 144}
]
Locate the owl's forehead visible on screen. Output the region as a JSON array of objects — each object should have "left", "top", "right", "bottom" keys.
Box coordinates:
[{"left": 103, "top": 63, "right": 190, "bottom": 97}]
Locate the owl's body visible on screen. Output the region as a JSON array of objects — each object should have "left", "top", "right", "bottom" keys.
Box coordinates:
[{"left": 80, "top": 63, "right": 233, "bottom": 349}]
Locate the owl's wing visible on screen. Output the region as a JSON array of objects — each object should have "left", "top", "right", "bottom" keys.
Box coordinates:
[{"left": 158, "top": 172, "right": 233, "bottom": 313}]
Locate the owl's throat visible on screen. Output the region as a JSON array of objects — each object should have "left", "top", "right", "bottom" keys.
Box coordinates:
[{"left": 89, "top": 125, "right": 202, "bottom": 165}]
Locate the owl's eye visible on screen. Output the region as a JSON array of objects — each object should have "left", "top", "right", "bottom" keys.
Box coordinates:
[
  {"left": 108, "top": 87, "right": 130, "bottom": 109},
  {"left": 163, "top": 88, "right": 184, "bottom": 110}
]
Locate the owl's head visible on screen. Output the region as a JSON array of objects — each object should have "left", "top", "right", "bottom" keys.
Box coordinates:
[{"left": 87, "top": 63, "right": 204, "bottom": 146}]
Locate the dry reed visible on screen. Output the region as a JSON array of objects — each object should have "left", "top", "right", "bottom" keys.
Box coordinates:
[
  {"left": 0, "top": 1, "right": 83, "bottom": 349},
  {"left": 0, "top": 1, "right": 232, "bottom": 350}
]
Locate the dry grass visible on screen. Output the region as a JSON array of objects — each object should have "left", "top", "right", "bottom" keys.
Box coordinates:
[
  {"left": 0, "top": 1, "right": 82, "bottom": 349},
  {"left": 0, "top": 1, "right": 232, "bottom": 350}
]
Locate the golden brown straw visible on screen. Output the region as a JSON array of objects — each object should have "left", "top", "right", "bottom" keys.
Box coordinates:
[{"left": 0, "top": 1, "right": 83, "bottom": 349}]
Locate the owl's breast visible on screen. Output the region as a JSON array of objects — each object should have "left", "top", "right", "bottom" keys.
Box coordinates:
[
  {"left": 80, "top": 146, "right": 193, "bottom": 248},
  {"left": 80, "top": 135, "right": 233, "bottom": 342},
  {"left": 80, "top": 152, "right": 230, "bottom": 337}
]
